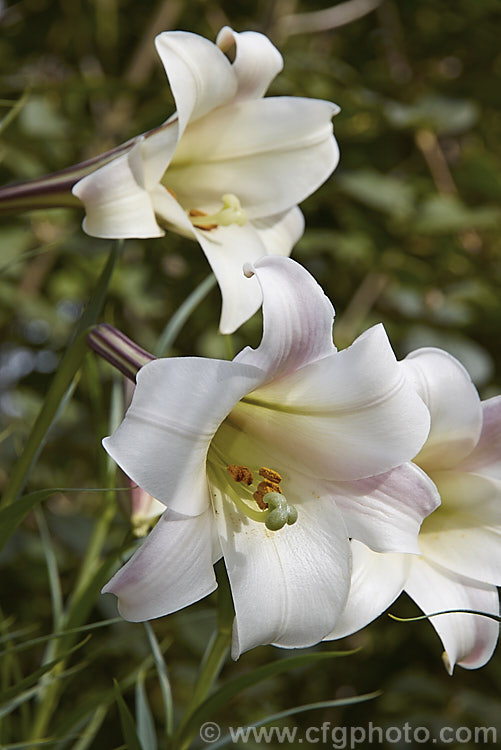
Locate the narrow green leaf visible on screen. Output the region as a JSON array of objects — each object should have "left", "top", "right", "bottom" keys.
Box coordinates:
[
  {"left": 35, "top": 507, "right": 63, "bottom": 629},
  {"left": 176, "top": 649, "right": 358, "bottom": 748},
  {"left": 207, "top": 692, "right": 382, "bottom": 750},
  {"left": 0, "top": 637, "right": 91, "bottom": 708},
  {"left": 69, "top": 705, "right": 108, "bottom": 750},
  {"left": 154, "top": 273, "right": 216, "bottom": 356},
  {"left": 135, "top": 669, "right": 157, "bottom": 750},
  {"left": 114, "top": 680, "right": 143, "bottom": 750},
  {"left": 144, "top": 623, "right": 173, "bottom": 738},
  {"left": 1, "top": 241, "right": 121, "bottom": 507},
  {"left": 0, "top": 618, "right": 122, "bottom": 658},
  {"left": 0, "top": 487, "right": 128, "bottom": 552}
]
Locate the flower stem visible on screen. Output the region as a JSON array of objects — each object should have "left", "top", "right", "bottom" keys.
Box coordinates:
[
  {"left": 173, "top": 562, "right": 233, "bottom": 750},
  {"left": 154, "top": 273, "right": 217, "bottom": 356}
]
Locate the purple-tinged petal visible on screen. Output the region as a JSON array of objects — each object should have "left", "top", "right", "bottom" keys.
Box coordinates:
[
  {"left": 325, "top": 541, "right": 410, "bottom": 640},
  {"left": 405, "top": 557, "right": 499, "bottom": 672},
  {"left": 216, "top": 26, "right": 283, "bottom": 101},
  {"left": 235, "top": 256, "right": 336, "bottom": 381},
  {"left": 103, "top": 358, "right": 263, "bottom": 517},
  {"left": 401, "top": 348, "right": 482, "bottom": 471},
  {"left": 102, "top": 508, "right": 217, "bottom": 621},
  {"left": 419, "top": 470, "right": 501, "bottom": 586},
  {"left": 332, "top": 462, "right": 440, "bottom": 553},
  {"left": 460, "top": 396, "right": 501, "bottom": 479}
]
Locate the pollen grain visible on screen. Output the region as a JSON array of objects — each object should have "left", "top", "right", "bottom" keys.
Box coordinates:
[
  {"left": 227, "top": 464, "right": 253, "bottom": 485},
  {"left": 258, "top": 467, "right": 283, "bottom": 484}
]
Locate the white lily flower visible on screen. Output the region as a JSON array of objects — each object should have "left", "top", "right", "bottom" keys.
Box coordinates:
[
  {"left": 327, "top": 349, "right": 500, "bottom": 672},
  {"left": 72, "top": 27, "right": 340, "bottom": 333},
  {"left": 100, "top": 256, "right": 436, "bottom": 657}
]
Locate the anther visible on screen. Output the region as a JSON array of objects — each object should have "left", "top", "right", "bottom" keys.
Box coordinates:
[
  {"left": 259, "top": 467, "right": 282, "bottom": 484},
  {"left": 253, "top": 481, "right": 281, "bottom": 509},
  {"left": 227, "top": 464, "right": 253, "bottom": 486}
]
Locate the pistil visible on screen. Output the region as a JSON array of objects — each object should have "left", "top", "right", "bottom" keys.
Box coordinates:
[{"left": 188, "top": 194, "right": 247, "bottom": 230}]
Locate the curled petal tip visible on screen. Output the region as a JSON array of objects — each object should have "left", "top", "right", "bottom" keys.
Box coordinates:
[
  {"left": 442, "top": 650, "right": 454, "bottom": 676},
  {"left": 243, "top": 262, "right": 255, "bottom": 278}
]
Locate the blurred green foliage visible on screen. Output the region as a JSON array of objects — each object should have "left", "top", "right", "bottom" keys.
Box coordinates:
[{"left": 1, "top": 0, "right": 501, "bottom": 747}]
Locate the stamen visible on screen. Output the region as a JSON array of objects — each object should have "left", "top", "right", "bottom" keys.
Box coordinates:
[
  {"left": 227, "top": 464, "right": 253, "bottom": 485},
  {"left": 259, "top": 467, "right": 283, "bottom": 484},
  {"left": 188, "top": 194, "right": 247, "bottom": 230},
  {"left": 253, "top": 480, "right": 281, "bottom": 509}
]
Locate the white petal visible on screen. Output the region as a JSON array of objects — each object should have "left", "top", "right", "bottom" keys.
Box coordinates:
[
  {"left": 154, "top": 31, "right": 237, "bottom": 137},
  {"left": 253, "top": 207, "right": 305, "bottom": 257},
  {"left": 234, "top": 323, "right": 431, "bottom": 481},
  {"left": 405, "top": 557, "right": 499, "bottom": 672},
  {"left": 103, "top": 358, "right": 263, "bottom": 516},
  {"left": 150, "top": 183, "right": 198, "bottom": 238},
  {"left": 419, "top": 470, "right": 501, "bottom": 586},
  {"left": 332, "top": 462, "right": 440, "bottom": 554},
  {"left": 401, "top": 348, "right": 482, "bottom": 471},
  {"left": 139, "top": 119, "right": 180, "bottom": 190},
  {"left": 72, "top": 142, "right": 163, "bottom": 238},
  {"left": 102, "top": 508, "right": 217, "bottom": 620},
  {"left": 212, "top": 485, "right": 351, "bottom": 658},
  {"left": 193, "top": 222, "right": 267, "bottom": 335},
  {"left": 325, "top": 542, "right": 410, "bottom": 640},
  {"left": 460, "top": 396, "right": 501, "bottom": 479},
  {"left": 235, "top": 256, "right": 336, "bottom": 380},
  {"left": 216, "top": 26, "right": 283, "bottom": 101},
  {"left": 168, "top": 97, "right": 339, "bottom": 218}
]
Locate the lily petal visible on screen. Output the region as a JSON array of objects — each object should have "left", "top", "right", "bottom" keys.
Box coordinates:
[
  {"left": 168, "top": 97, "right": 339, "bottom": 219},
  {"left": 405, "top": 557, "right": 499, "bottom": 672},
  {"left": 102, "top": 508, "right": 217, "bottom": 621},
  {"left": 193, "top": 222, "right": 268, "bottom": 335},
  {"left": 253, "top": 207, "right": 305, "bottom": 257},
  {"left": 235, "top": 323, "right": 431, "bottom": 481},
  {"left": 154, "top": 31, "right": 237, "bottom": 137},
  {"left": 332, "top": 462, "right": 440, "bottom": 554},
  {"left": 325, "top": 541, "right": 410, "bottom": 640},
  {"left": 212, "top": 485, "right": 351, "bottom": 658},
  {"left": 72, "top": 142, "right": 164, "bottom": 239},
  {"left": 103, "top": 358, "right": 263, "bottom": 516},
  {"left": 419, "top": 470, "right": 501, "bottom": 586},
  {"left": 460, "top": 396, "right": 501, "bottom": 479},
  {"left": 216, "top": 26, "right": 283, "bottom": 101},
  {"left": 401, "top": 348, "right": 482, "bottom": 472},
  {"left": 235, "top": 256, "right": 336, "bottom": 381}
]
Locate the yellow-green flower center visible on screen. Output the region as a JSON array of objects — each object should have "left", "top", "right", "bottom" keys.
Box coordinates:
[
  {"left": 188, "top": 194, "right": 247, "bottom": 230},
  {"left": 207, "top": 451, "right": 298, "bottom": 531}
]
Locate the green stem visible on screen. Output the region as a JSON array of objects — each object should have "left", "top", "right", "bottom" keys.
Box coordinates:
[
  {"left": 174, "top": 562, "right": 233, "bottom": 750},
  {"left": 154, "top": 273, "right": 217, "bottom": 356}
]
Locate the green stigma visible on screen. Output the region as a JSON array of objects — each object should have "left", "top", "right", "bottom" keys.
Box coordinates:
[
  {"left": 189, "top": 194, "right": 247, "bottom": 229},
  {"left": 264, "top": 492, "right": 299, "bottom": 531}
]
